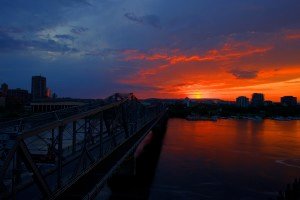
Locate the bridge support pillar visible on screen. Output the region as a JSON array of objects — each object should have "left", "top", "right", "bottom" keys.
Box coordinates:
[
  {"left": 99, "top": 112, "right": 103, "bottom": 158},
  {"left": 72, "top": 121, "right": 77, "bottom": 154},
  {"left": 57, "top": 126, "right": 64, "bottom": 189},
  {"left": 117, "top": 154, "right": 137, "bottom": 177}
]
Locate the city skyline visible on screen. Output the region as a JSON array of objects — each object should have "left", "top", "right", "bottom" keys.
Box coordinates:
[
  {"left": 0, "top": 76, "right": 299, "bottom": 102},
  {"left": 1, "top": 1, "right": 300, "bottom": 100}
]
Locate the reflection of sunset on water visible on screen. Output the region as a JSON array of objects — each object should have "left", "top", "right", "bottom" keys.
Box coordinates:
[{"left": 150, "top": 119, "right": 300, "bottom": 199}]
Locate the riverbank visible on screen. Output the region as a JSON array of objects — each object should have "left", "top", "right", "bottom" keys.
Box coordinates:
[{"left": 168, "top": 103, "right": 300, "bottom": 121}]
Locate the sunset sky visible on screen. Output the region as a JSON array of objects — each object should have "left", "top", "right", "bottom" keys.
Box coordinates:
[{"left": 0, "top": 0, "right": 300, "bottom": 101}]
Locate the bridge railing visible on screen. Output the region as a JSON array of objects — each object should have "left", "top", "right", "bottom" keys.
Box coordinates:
[{"left": 0, "top": 94, "right": 166, "bottom": 199}]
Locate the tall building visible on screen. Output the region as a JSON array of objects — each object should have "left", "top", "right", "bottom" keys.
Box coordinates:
[
  {"left": 31, "top": 76, "right": 46, "bottom": 100},
  {"left": 281, "top": 96, "right": 297, "bottom": 106},
  {"left": 236, "top": 96, "right": 249, "bottom": 108},
  {"left": 251, "top": 93, "right": 264, "bottom": 107},
  {"left": 1, "top": 83, "right": 8, "bottom": 97}
]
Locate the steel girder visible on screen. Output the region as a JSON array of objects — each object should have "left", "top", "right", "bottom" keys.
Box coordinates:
[{"left": 0, "top": 94, "right": 165, "bottom": 199}]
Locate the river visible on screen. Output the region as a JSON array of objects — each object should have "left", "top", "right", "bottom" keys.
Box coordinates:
[{"left": 100, "top": 118, "right": 300, "bottom": 200}]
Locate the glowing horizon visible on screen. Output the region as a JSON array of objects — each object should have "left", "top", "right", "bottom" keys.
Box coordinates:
[{"left": 0, "top": 1, "right": 300, "bottom": 101}]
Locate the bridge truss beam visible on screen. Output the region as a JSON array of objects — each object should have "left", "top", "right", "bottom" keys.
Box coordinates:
[{"left": 0, "top": 93, "right": 165, "bottom": 199}]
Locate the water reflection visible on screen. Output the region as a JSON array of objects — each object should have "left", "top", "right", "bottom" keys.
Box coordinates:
[
  {"left": 99, "top": 119, "right": 300, "bottom": 200},
  {"left": 149, "top": 119, "right": 300, "bottom": 200}
]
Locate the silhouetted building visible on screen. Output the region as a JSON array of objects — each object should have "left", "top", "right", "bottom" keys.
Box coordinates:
[
  {"left": 281, "top": 96, "right": 297, "bottom": 106},
  {"left": 236, "top": 96, "right": 249, "bottom": 107},
  {"left": 264, "top": 100, "right": 273, "bottom": 106},
  {"left": 0, "top": 97, "right": 5, "bottom": 107},
  {"left": 251, "top": 93, "right": 264, "bottom": 107},
  {"left": 0, "top": 83, "right": 8, "bottom": 97},
  {"left": 6, "top": 88, "right": 30, "bottom": 109},
  {"left": 32, "top": 76, "right": 46, "bottom": 100}
]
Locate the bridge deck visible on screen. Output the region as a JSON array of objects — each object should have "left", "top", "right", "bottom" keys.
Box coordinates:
[
  {"left": 0, "top": 93, "right": 166, "bottom": 199},
  {"left": 54, "top": 112, "right": 165, "bottom": 200}
]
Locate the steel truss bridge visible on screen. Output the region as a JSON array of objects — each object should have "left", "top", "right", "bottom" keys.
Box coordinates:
[{"left": 0, "top": 93, "right": 167, "bottom": 199}]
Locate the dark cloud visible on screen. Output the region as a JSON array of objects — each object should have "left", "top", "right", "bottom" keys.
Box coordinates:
[
  {"left": 0, "top": 32, "right": 23, "bottom": 51},
  {"left": 124, "top": 13, "right": 161, "bottom": 29},
  {"left": 0, "top": 0, "right": 92, "bottom": 33},
  {"left": 58, "top": 0, "right": 92, "bottom": 7},
  {"left": 70, "top": 26, "right": 89, "bottom": 34},
  {"left": 230, "top": 69, "right": 258, "bottom": 79},
  {"left": 119, "top": 83, "right": 162, "bottom": 92},
  {"left": 31, "top": 39, "right": 78, "bottom": 53},
  {"left": 0, "top": 32, "right": 77, "bottom": 53},
  {"left": 54, "top": 34, "right": 75, "bottom": 41},
  {"left": 1, "top": 0, "right": 300, "bottom": 98},
  {"left": 124, "top": 13, "right": 143, "bottom": 24},
  {"left": 143, "top": 15, "right": 162, "bottom": 29},
  {"left": 0, "top": 26, "right": 24, "bottom": 34},
  {"left": 85, "top": 49, "right": 123, "bottom": 57}
]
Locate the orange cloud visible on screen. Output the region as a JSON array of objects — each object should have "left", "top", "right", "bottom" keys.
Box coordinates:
[
  {"left": 125, "top": 64, "right": 300, "bottom": 101},
  {"left": 286, "top": 34, "right": 300, "bottom": 40},
  {"left": 119, "top": 34, "right": 300, "bottom": 101},
  {"left": 284, "top": 29, "right": 300, "bottom": 40},
  {"left": 122, "top": 40, "right": 272, "bottom": 80},
  {"left": 123, "top": 41, "right": 272, "bottom": 79},
  {"left": 123, "top": 41, "right": 271, "bottom": 64},
  {"left": 285, "top": 31, "right": 300, "bottom": 40}
]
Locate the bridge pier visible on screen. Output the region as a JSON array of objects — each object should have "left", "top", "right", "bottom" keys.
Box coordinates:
[
  {"left": 72, "top": 121, "right": 77, "bottom": 154},
  {"left": 105, "top": 114, "right": 168, "bottom": 199},
  {"left": 57, "top": 126, "right": 64, "bottom": 189},
  {"left": 99, "top": 112, "right": 104, "bottom": 158}
]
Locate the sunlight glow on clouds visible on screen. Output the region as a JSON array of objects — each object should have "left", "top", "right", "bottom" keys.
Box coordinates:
[{"left": 0, "top": 0, "right": 300, "bottom": 100}]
